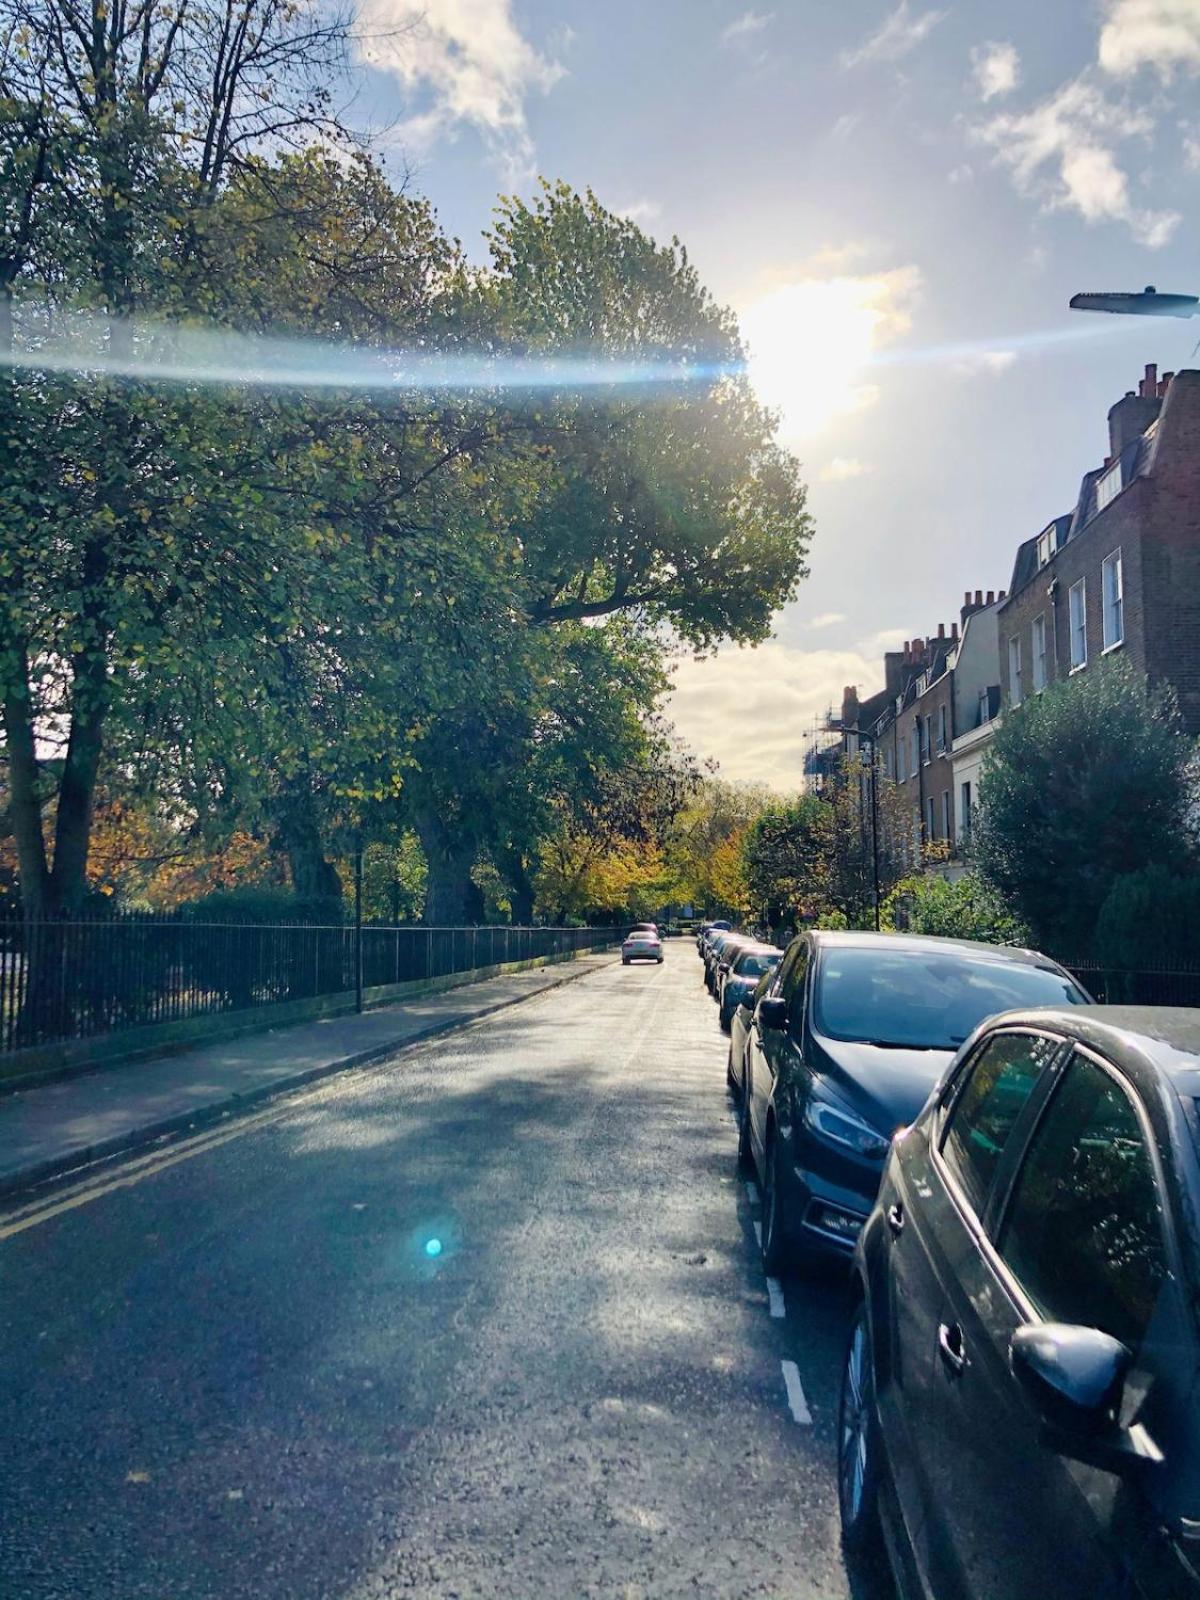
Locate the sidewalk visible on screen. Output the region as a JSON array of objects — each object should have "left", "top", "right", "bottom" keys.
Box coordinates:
[{"left": 0, "top": 951, "right": 617, "bottom": 1199}]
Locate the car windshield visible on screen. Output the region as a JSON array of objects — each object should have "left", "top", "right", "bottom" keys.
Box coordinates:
[
  {"left": 814, "top": 947, "right": 1087, "bottom": 1051},
  {"left": 736, "top": 952, "right": 780, "bottom": 978}
]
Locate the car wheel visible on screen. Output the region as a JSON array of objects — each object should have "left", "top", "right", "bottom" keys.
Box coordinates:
[
  {"left": 622, "top": 957, "right": 630, "bottom": 966},
  {"left": 719, "top": 1002, "right": 732, "bottom": 1034},
  {"left": 838, "top": 1300, "right": 883, "bottom": 1556},
  {"left": 760, "top": 1135, "right": 793, "bottom": 1274},
  {"left": 736, "top": 1079, "right": 754, "bottom": 1171},
  {"left": 726, "top": 1044, "right": 737, "bottom": 1091}
]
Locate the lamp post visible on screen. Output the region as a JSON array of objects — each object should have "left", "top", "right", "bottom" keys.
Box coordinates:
[
  {"left": 859, "top": 737, "right": 881, "bottom": 933},
  {"left": 354, "top": 831, "right": 364, "bottom": 1014}
]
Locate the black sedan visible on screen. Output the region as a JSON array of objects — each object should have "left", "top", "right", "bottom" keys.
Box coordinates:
[
  {"left": 717, "top": 945, "right": 781, "bottom": 1033},
  {"left": 736, "top": 930, "right": 1088, "bottom": 1271},
  {"left": 706, "top": 931, "right": 754, "bottom": 995},
  {"left": 842, "top": 1006, "right": 1200, "bottom": 1600}
]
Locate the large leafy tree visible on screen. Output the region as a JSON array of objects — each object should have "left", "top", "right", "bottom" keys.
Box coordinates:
[{"left": 974, "top": 658, "right": 1196, "bottom": 953}]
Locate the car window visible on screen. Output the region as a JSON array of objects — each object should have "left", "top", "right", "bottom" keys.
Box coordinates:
[
  {"left": 736, "top": 951, "right": 780, "bottom": 978},
  {"left": 999, "top": 1053, "right": 1169, "bottom": 1351},
  {"left": 941, "top": 1033, "right": 1060, "bottom": 1215},
  {"left": 780, "top": 942, "right": 809, "bottom": 1040},
  {"left": 813, "top": 947, "right": 1086, "bottom": 1050}
]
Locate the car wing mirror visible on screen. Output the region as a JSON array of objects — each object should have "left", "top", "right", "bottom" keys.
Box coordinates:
[
  {"left": 758, "top": 997, "right": 788, "bottom": 1031},
  {"left": 1011, "top": 1323, "right": 1160, "bottom": 1469}
]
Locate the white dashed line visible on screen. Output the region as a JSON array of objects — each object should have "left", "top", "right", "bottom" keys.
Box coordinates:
[
  {"left": 744, "top": 1180, "right": 757, "bottom": 1205},
  {"left": 753, "top": 1221, "right": 762, "bottom": 1248},
  {"left": 765, "top": 1276, "right": 785, "bottom": 1318},
  {"left": 781, "top": 1360, "right": 812, "bottom": 1424}
]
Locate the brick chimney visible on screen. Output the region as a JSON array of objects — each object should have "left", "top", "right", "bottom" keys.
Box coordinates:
[
  {"left": 841, "top": 684, "right": 860, "bottom": 729},
  {"left": 1109, "top": 363, "right": 1163, "bottom": 456},
  {"left": 884, "top": 649, "right": 906, "bottom": 697}
]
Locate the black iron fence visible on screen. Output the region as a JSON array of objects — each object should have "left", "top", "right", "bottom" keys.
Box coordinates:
[
  {"left": 1061, "top": 958, "right": 1200, "bottom": 1009},
  {"left": 0, "top": 907, "right": 618, "bottom": 1059}
]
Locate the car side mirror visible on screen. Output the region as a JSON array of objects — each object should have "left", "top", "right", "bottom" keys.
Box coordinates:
[
  {"left": 758, "top": 997, "right": 788, "bottom": 1031},
  {"left": 718, "top": 961, "right": 730, "bottom": 975},
  {"left": 1011, "top": 1321, "right": 1129, "bottom": 1433}
]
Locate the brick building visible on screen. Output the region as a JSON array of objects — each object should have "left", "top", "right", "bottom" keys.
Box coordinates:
[{"left": 998, "top": 365, "right": 1200, "bottom": 731}]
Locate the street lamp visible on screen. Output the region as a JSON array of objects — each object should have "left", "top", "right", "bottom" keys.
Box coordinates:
[
  {"left": 858, "top": 737, "right": 881, "bottom": 933},
  {"left": 1069, "top": 285, "right": 1198, "bottom": 318}
]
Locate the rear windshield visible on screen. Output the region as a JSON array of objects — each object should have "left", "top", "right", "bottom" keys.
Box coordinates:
[
  {"left": 814, "top": 947, "right": 1086, "bottom": 1050},
  {"left": 736, "top": 951, "right": 781, "bottom": 978},
  {"left": 627, "top": 932, "right": 657, "bottom": 941}
]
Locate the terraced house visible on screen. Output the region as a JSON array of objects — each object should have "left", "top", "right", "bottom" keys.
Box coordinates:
[{"left": 998, "top": 365, "right": 1200, "bottom": 730}]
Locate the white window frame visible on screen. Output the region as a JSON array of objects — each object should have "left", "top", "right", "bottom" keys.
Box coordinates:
[
  {"left": 920, "top": 716, "right": 930, "bottom": 766},
  {"left": 912, "top": 725, "right": 920, "bottom": 775},
  {"left": 937, "top": 704, "right": 948, "bottom": 754},
  {"left": 1008, "top": 635, "right": 1022, "bottom": 707},
  {"left": 1069, "top": 578, "right": 1087, "bottom": 670},
  {"left": 941, "top": 789, "right": 951, "bottom": 841},
  {"left": 926, "top": 796, "right": 936, "bottom": 842},
  {"left": 896, "top": 737, "right": 906, "bottom": 783},
  {"left": 1102, "top": 548, "right": 1124, "bottom": 651},
  {"left": 960, "top": 780, "right": 972, "bottom": 841},
  {"left": 1095, "top": 462, "right": 1122, "bottom": 514},
  {"left": 1032, "top": 614, "right": 1047, "bottom": 692}
]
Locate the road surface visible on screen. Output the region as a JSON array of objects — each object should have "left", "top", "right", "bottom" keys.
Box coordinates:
[{"left": 1, "top": 951, "right": 883, "bottom": 1599}]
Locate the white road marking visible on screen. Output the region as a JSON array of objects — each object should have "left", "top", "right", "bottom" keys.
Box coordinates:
[
  {"left": 744, "top": 1180, "right": 757, "bottom": 1205},
  {"left": 766, "top": 1276, "right": 785, "bottom": 1318},
  {"left": 781, "top": 1360, "right": 812, "bottom": 1424},
  {"left": 753, "top": 1221, "right": 762, "bottom": 1248}
]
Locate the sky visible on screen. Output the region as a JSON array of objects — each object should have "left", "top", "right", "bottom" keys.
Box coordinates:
[{"left": 348, "top": 0, "right": 1200, "bottom": 789}]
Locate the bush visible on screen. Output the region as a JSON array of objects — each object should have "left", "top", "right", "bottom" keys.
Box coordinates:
[
  {"left": 886, "top": 872, "right": 1026, "bottom": 945},
  {"left": 973, "top": 657, "right": 1195, "bottom": 952},
  {"left": 176, "top": 886, "right": 345, "bottom": 925},
  {"left": 1094, "top": 866, "right": 1200, "bottom": 970}
]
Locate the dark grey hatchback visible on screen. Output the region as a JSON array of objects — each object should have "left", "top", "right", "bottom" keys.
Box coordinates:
[{"left": 842, "top": 1006, "right": 1200, "bottom": 1600}]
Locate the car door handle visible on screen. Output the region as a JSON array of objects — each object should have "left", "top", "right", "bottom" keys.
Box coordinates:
[
  {"left": 937, "top": 1321, "right": 968, "bottom": 1376},
  {"left": 886, "top": 1203, "right": 904, "bottom": 1238}
]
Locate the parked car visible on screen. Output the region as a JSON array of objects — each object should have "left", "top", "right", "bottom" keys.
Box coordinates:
[
  {"left": 621, "top": 929, "right": 663, "bottom": 965},
  {"left": 706, "top": 931, "right": 752, "bottom": 994},
  {"left": 727, "top": 965, "right": 776, "bottom": 1097},
  {"left": 737, "top": 931, "right": 1088, "bottom": 1271},
  {"left": 717, "top": 946, "right": 782, "bottom": 1032},
  {"left": 697, "top": 919, "right": 731, "bottom": 955},
  {"left": 841, "top": 1005, "right": 1200, "bottom": 1600}
]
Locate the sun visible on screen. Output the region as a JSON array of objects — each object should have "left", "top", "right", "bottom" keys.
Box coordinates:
[{"left": 739, "top": 272, "right": 916, "bottom": 440}]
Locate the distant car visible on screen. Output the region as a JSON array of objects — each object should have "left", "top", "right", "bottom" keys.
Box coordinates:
[
  {"left": 717, "top": 945, "right": 781, "bottom": 1032},
  {"left": 697, "top": 919, "right": 731, "bottom": 955},
  {"left": 842, "top": 1005, "right": 1200, "bottom": 1600},
  {"left": 629, "top": 921, "right": 658, "bottom": 935},
  {"left": 705, "top": 930, "right": 752, "bottom": 994},
  {"left": 621, "top": 930, "right": 663, "bottom": 965},
  {"left": 737, "top": 931, "right": 1089, "bottom": 1272}
]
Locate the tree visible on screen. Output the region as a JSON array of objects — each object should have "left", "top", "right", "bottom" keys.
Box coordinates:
[
  {"left": 823, "top": 755, "right": 910, "bottom": 927},
  {"left": 741, "top": 796, "right": 830, "bottom": 927},
  {"left": 885, "top": 872, "right": 1026, "bottom": 944},
  {"left": 663, "top": 776, "right": 770, "bottom": 912},
  {"left": 0, "top": 0, "right": 356, "bottom": 913},
  {"left": 974, "top": 658, "right": 1196, "bottom": 953}
]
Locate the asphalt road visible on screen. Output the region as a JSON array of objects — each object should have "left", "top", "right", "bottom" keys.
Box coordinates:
[{"left": 1, "top": 950, "right": 886, "bottom": 1600}]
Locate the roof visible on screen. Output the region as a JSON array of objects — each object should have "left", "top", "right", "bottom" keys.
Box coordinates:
[
  {"left": 806, "top": 930, "right": 1067, "bottom": 971},
  {"left": 961, "top": 1006, "right": 1200, "bottom": 1090}
]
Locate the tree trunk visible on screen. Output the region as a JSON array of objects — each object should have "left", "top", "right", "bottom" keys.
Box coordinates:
[
  {"left": 2, "top": 660, "right": 49, "bottom": 914},
  {"left": 502, "top": 849, "right": 537, "bottom": 925},
  {"left": 414, "top": 809, "right": 479, "bottom": 925},
  {"left": 274, "top": 779, "right": 343, "bottom": 904}
]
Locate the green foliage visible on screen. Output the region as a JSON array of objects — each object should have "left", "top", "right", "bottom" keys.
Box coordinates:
[
  {"left": 974, "top": 658, "right": 1195, "bottom": 953},
  {"left": 741, "top": 795, "right": 830, "bottom": 925},
  {"left": 1093, "top": 865, "right": 1200, "bottom": 971},
  {"left": 885, "top": 872, "right": 1026, "bottom": 944},
  {"left": 177, "top": 887, "right": 344, "bottom": 925}
]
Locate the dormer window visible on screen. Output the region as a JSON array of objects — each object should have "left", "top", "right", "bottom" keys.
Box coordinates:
[
  {"left": 1036, "top": 528, "right": 1054, "bottom": 568},
  {"left": 1095, "top": 461, "right": 1122, "bottom": 514}
]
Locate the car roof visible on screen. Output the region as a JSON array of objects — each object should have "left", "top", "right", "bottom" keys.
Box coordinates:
[
  {"left": 807, "top": 928, "right": 1068, "bottom": 973},
  {"left": 976, "top": 1006, "right": 1200, "bottom": 1087}
]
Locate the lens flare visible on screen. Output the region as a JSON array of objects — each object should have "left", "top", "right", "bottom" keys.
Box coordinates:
[{"left": 424, "top": 1237, "right": 443, "bottom": 1258}]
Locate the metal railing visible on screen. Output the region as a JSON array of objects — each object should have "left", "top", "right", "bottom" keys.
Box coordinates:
[
  {"left": 0, "top": 907, "right": 619, "bottom": 1059},
  {"left": 1062, "top": 958, "right": 1200, "bottom": 1010}
]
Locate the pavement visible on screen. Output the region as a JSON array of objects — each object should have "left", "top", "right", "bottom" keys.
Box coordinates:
[
  {"left": 0, "top": 952, "right": 617, "bottom": 1198},
  {"left": 0, "top": 952, "right": 887, "bottom": 1600}
]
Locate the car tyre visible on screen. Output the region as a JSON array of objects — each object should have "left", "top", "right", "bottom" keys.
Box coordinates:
[
  {"left": 736, "top": 1078, "right": 754, "bottom": 1172},
  {"left": 622, "top": 957, "right": 630, "bottom": 966},
  {"left": 838, "top": 1300, "right": 884, "bottom": 1558},
  {"left": 726, "top": 1043, "right": 737, "bottom": 1092},
  {"left": 760, "top": 1134, "right": 793, "bottom": 1274}
]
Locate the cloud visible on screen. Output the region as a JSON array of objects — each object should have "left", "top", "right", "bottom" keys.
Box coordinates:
[
  {"left": 355, "top": 0, "right": 563, "bottom": 178},
  {"left": 667, "top": 643, "right": 879, "bottom": 791},
  {"left": 971, "top": 40, "right": 1021, "bottom": 99},
  {"left": 722, "top": 9, "right": 774, "bottom": 45},
  {"left": 976, "top": 75, "right": 1180, "bottom": 245},
  {"left": 809, "top": 612, "right": 848, "bottom": 628},
  {"left": 1098, "top": 0, "right": 1200, "bottom": 80},
  {"left": 819, "top": 458, "right": 872, "bottom": 482},
  {"left": 841, "top": 2, "right": 946, "bottom": 68},
  {"left": 615, "top": 198, "right": 663, "bottom": 226},
  {"left": 1185, "top": 128, "right": 1200, "bottom": 168}
]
